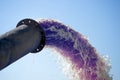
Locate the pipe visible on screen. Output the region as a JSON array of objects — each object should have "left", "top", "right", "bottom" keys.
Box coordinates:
[{"left": 0, "top": 19, "right": 45, "bottom": 70}]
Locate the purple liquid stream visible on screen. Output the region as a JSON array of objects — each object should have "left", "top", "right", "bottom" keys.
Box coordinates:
[{"left": 38, "top": 19, "right": 112, "bottom": 80}]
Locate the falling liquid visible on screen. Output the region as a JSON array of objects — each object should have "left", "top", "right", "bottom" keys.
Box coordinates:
[{"left": 37, "top": 19, "right": 112, "bottom": 80}]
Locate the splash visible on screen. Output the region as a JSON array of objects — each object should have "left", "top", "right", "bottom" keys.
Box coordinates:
[{"left": 37, "top": 19, "right": 112, "bottom": 80}]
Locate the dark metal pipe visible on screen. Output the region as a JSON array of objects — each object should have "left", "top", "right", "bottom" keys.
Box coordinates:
[{"left": 0, "top": 19, "right": 45, "bottom": 70}]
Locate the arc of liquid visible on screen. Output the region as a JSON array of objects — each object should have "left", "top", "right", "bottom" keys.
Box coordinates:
[{"left": 38, "top": 19, "right": 112, "bottom": 80}]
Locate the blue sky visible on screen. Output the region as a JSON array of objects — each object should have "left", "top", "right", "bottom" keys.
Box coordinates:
[{"left": 0, "top": 0, "right": 120, "bottom": 80}]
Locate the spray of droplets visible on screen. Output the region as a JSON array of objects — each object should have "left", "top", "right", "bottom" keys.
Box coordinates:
[{"left": 37, "top": 19, "right": 112, "bottom": 80}]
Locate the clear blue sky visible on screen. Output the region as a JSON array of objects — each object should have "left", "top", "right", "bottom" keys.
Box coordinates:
[{"left": 0, "top": 0, "right": 120, "bottom": 80}]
